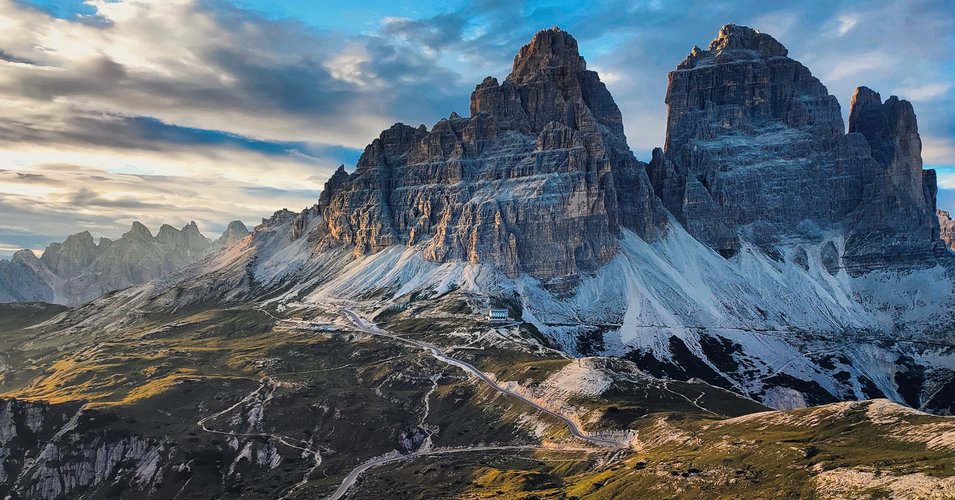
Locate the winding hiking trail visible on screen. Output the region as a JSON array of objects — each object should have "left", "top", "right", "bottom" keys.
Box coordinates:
[
  {"left": 322, "top": 308, "right": 623, "bottom": 499},
  {"left": 340, "top": 308, "right": 620, "bottom": 448},
  {"left": 328, "top": 445, "right": 539, "bottom": 500}
]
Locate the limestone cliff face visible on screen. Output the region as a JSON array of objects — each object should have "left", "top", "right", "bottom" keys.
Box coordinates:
[
  {"left": 314, "top": 28, "right": 665, "bottom": 281},
  {"left": 657, "top": 24, "right": 944, "bottom": 271},
  {"left": 845, "top": 87, "right": 944, "bottom": 269}
]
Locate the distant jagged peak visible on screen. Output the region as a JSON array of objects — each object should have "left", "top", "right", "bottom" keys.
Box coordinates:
[
  {"left": 156, "top": 223, "right": 181, "bottom": 242},
  {"left": 678, "top": 23, "right": 788, "bottom": 69},
  {"left": 510, "top": 26, "right": 586, "bottom": 81},
  {"left": 125, "top": 221, "right": 153, "bottom": 239},
  {"left": 224, "top": 220, "right": 249, "bottom": 233},
  {"left": 11, "top": 248, "right": 40, "bottom": 266},
  {"left": 213, "top": 220, "right": 251, "bottom": 249},
  {"left": 181, "top": 220, "right": 202, "bottom": 235},
  {"left": 61, "top": 230, "right": 95, "bottom": 248}
]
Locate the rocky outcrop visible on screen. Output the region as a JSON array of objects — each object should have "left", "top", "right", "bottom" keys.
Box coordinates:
[
  {"left": 314, "top": 27, "right": 665, "bottom": 281},
  {"left": 660, "top": 24, "right": 945, "bottom": 271},
  {"left": 306, "top": 25, "right": 946, "bottom": 281},
  {"left": 845, "top": 86, "right": 945, "bottom": 269},
  {"left": 939, "top": 210, "right": 955, "bottom": 252},
  {"left": 0, "top": 398, "right": 291, "bottom": 499},
  {"left": 0, "top": 221, "right": 248, "bottom": 306}
]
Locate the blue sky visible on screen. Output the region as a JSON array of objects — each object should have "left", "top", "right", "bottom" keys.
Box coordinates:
[{"left": 1, "top": 0, "right": 954, "bottom": 256}]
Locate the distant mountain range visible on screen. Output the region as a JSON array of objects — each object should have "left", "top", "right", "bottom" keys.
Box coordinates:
[{"left": 0, "top": 220, "right": 249, "bottom": 305}]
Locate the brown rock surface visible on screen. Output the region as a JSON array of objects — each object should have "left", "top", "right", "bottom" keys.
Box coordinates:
[{"left": 939, "top": 209, "right": 955, "bottom": 252}]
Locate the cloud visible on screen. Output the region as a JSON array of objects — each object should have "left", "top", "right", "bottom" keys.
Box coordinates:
[
  {"left": 832, "top": 15, "right": 859, "bottom": 37},
  {"left": 0, "top": 0, "right": 470, "bottom": 148},
  {"left": 923, "top": 136, "right": 955, "bottom": 165},
  {"left": 0, "top": 0, "right": 473, "bottom": 256},
  {"left": 893, "top": 82, "right": 953, "bottom": 102},
  {"left": 381, "top": 14, "right": 467, "bottom": 52},
  {"left": 937, "top": 172, "right": 955, "bottom": 190}
]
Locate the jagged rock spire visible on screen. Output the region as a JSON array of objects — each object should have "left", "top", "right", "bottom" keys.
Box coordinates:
[
  {"left": 315, "top": 27, "right": 664, "bottom": 280},
  {"left": 662, "top": 23, "right": 944, "bottom": 271},
  {"left": 509, "top": 27, "right": 586, "bottom": 81}
]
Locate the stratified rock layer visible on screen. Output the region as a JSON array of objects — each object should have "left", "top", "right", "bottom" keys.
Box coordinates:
[
  {"left": 658, "top": 24, "right": 944, "bottom": 271},
  {"left": 314, "top": 28, "right": 665, "bottom": 281}
]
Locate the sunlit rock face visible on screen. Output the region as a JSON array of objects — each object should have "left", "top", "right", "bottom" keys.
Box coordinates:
[
  {"left": 939, "top": 209, "right": 955, "bottom": 252},
  {"left": 657, "top": 24, "right": 944, "bottom": 271},
  {"left": 314, "top": 27, "right": 666, "bottom": 281}
]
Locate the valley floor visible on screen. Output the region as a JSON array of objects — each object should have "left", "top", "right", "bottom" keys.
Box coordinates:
[{"left": 0, "top": 297, "right": 953, "bottom": 499}]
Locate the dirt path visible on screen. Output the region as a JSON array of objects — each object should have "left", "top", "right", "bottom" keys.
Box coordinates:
[
  {"left": 322, "top": 308, "right": 625, "bottom": 499},
  {"left": 340, "top": 308, "right": 620, "bottom": 448}
]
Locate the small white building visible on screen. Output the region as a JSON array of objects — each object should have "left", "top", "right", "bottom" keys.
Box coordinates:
[{"left": 486, "top": 308, "right": 509, "bottom": 322}]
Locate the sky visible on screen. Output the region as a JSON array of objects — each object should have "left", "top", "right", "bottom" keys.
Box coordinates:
[{"left": 1, "top": 0, "right": 954, "bottom": 257}]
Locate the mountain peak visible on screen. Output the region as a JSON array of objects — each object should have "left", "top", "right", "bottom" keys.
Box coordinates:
[
  {"left": 851, "top": 86, "right": 883, "bottom": 109},
  {"left": 709, "top": 24, "right": 787, "bottom": 56},
  {"left": 181, "top": 221, "right": 203, "bottom": 238},
  {"left": 127, "top": 221, "right": 153, "bottom": 239},
  {"left": 510, "top": 27, "right": 585, "bottom": 80},
  {"left": 678, "top": 24, "right": 788, "bottom": 70},
  {"left": 225, "top": 220, "right": 248, "bottom": 233},
  {"left": 212, "top": 220, "right": 249, "bottom": 250},
  {"left": 11, "top": 249, "right": 40, "bottom": 266}
]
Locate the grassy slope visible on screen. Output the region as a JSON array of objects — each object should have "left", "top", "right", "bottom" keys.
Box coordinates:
[{"left": 1, "top": 291, "right": 952, "bottom": 498}]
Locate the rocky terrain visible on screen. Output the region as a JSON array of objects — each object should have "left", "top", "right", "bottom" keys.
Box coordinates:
[
  {"left": 0, "top": 220, "right": 249, "bottom": 305},
  {"left": 939, "top": 209, "right": 955, "bottom": 251},
  {"left": 0, "top": 24, "right": 953, "bottom": 499}
]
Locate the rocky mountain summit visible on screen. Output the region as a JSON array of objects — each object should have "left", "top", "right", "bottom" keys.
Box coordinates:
[
  {"left": 655, "top": 24, "right": 943, "bottom": 272},
  {"left": 0, "top": 220, "right": 249, "bottom": 305},
  {"left": 313, "top": 27, "right": 665, "bottom": 285},
  {"left": 311, "top": 24, "right": 945, "bottom": 287}
]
